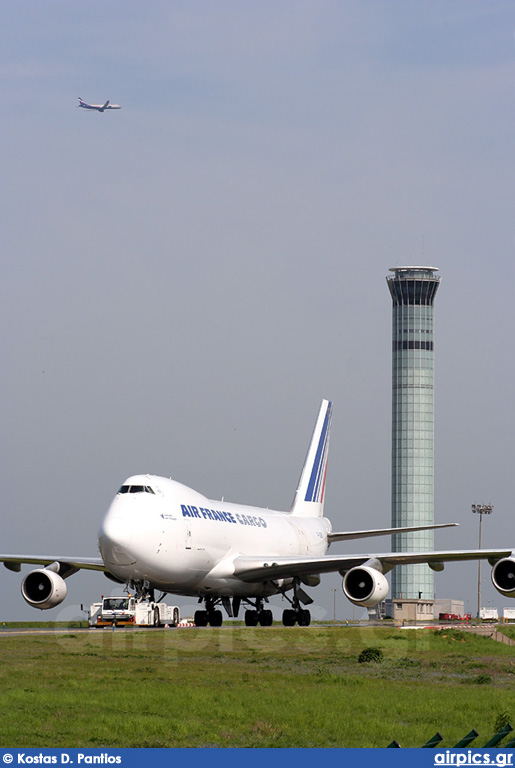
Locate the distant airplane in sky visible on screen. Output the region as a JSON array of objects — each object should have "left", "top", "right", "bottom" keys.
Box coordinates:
[
  {"left": 1, "top": 400, "right": 514, "bottom": 627},
  {"left": 77, "top": 97, "right": 121, "bottom": 112}
]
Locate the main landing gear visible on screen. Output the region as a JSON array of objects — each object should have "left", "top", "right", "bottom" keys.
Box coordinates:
[
  {"left": 244, "top": 604, "right": 273, "bottom": 627},
  {"left": 194, "top": 596, "right": 274, "bottom": 627},
  {"left": 281, "top": 579, "right": 312, "bottom": 626},
  {"left": 194, "top": 596, "right": 232, "bottom": 627},
  {"left": 194, "top": 607, "right": 223, "bottom": 627},
  {"left": 281, "top": 608, "right": 311, "bottom": 626},
  {"left": 193, "top": 581, "right": 313, "bottom": 628}
]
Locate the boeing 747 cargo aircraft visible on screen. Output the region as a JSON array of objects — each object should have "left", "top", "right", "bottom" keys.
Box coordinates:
[{"left": 1, "top": 401, "right": 513, "bottom": 626}]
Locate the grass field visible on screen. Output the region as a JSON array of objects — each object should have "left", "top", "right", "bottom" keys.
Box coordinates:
[{"left": 1, "top": 625, "right": 514, "bottom": 748}]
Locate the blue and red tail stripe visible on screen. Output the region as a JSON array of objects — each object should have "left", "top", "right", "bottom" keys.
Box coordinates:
[{"left": 305, "top": 401, "right": 332, "bottom": 503}]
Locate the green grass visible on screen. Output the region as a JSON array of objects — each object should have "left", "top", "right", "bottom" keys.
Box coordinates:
[
  {"left": 499, "top": 626, "right": 515, "bottom": 641},
  {"left": 1, "top": 626, "right": 514, "bottom": 748}
]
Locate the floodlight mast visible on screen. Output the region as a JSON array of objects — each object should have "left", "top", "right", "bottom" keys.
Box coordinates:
[{"left": 472, "top": 504, "right": 494, "bottom": 618}]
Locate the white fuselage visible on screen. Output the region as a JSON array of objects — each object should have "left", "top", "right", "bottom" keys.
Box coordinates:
[{"left": 98, "top": 475, "right": 331, "bottom": 597}]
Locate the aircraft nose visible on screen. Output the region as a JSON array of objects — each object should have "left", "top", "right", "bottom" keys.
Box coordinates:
[
  {"left": 100, "top": 514, "right": 132, "bottom": 547},
  {"left": 98, "top": 513, "right": 134, "bottom": 566}
]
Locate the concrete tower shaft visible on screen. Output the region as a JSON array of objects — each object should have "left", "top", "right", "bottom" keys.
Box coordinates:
[{"left": 386, "top": 266, "right": 441, "bottom": 600}]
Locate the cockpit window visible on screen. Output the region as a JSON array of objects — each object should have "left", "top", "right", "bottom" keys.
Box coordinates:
[{"left": 117, "top": 485, "right": 155, "bottom": 495}]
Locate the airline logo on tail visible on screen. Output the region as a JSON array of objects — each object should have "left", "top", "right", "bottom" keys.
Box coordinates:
[
  {"left": 305, "top": 401, "right": 332, "bottom": 503},
  {"left": 290, "top": 398, "right": 332, "bottom": 517}
]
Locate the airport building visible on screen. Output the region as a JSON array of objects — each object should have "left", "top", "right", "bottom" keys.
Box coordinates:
[{"left": 386, "top": 267, "right": 441, "bottom": 616}]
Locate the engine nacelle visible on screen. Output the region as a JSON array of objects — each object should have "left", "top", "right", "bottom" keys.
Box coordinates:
[
  {"left": 21, "top": 569, "right": 67, "bottom": 610},
  {"left": 343, "top": 565, "right": 389, "bottom": 607},
  {"left": 491, "top": 557, "right": 515, "bottom": 598}
]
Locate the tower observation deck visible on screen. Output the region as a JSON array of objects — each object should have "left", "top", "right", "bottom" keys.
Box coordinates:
[{"left": 386, "top": 267, "right": 441, "bottom": 601}]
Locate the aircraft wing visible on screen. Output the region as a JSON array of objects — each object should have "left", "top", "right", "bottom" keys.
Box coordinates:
[
  {"left": 328, "top": 522, "right": 458, "bottom": 543},
  {"left": 0, "top": 554, "right": 106, "bottom": 574},
  {"left": 232, "top": 548, "right": 513, "bottom": 582}
]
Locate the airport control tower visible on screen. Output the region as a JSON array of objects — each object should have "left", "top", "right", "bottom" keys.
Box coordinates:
[{"left": 386, "top": 267, "right": 441, "bottom": 608}]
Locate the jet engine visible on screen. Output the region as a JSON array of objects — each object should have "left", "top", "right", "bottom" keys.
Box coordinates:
[
  {"left": 21, "top": 569, "right": 67, "bottom": 610},
  {"left": 491, "top": 557, "right": 515, "bottom": 598},
  {"left": 342, "top": 565, "right": 389, "bottom": 607}
]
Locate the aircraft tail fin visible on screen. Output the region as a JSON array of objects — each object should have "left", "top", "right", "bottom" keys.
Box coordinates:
[
  {"left": 289, "top": 399, "right": 332, "bottom": 518},
  {"left": 103, "top": 100, "right": 110, "bottom": 109}
]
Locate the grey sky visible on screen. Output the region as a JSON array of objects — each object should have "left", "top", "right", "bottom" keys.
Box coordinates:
[{"left": 1, "top": 1, "right": 514, "bottom": 620}]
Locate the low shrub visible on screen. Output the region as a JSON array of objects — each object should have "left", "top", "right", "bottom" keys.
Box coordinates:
[
  {"left": 463, "top": 673, "right": 492, "bottom": 685},
  {"left": 358, "top": 647, "right": 383, "bottom": 664},
  {"left": 494, "top": 708, "right": 511, "bottom": 732}
]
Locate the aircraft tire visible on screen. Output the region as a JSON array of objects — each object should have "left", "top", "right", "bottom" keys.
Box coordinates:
[
  {"left": 209, "top": 609, "right": 223, "bottom": 627},
  {"left": 297, "top": 609, "right": 311, "bottom": 627},
  {"left": 173, "top": 607, "right": 179, "bottom": 626},
  {"left": 194, "top": 610, "right": 208, "bottom": 627},
  {"left": 282, "top": 609, "right": 296, "bottom": 627},
  {"left": 244, "top": 609, "right": 259, "bottom": 627},
  {"left": 153, "top": 607, "right": 161, "bottom": 627},
  {"left": 259, "top": 609, "right": 273, "bottom": 626}
]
